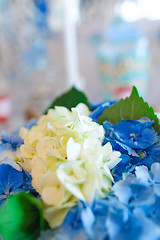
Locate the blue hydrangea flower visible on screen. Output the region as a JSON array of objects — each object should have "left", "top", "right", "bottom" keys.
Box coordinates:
[
  {"left": 113, "top": 175, "right": 155, "bottom": 207},
  {"left": 111, "top": 120, "right": 158, "bottom": 150},
  {"left": 103, "top": 118, "right": 160, "bottom": 179},
  {"left": 0, "top": 163, "right": 37, "bottom": 205},
  {"left": 142, "top": 196, "right": 160, "bottom": 226},
  {"left": 130, "top": 143, "right": 160, "bottom": 170},
  {"left": 135, "top": 162, "right": 160, "bottom": 196},
  {"left": 106, "top": 207, "right": 160, "bottom": 240}
]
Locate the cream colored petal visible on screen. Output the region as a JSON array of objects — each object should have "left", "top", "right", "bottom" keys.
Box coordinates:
[
  {"left": 20, "top": 145, "right": 35, "bottom": 159},
  {"left": 82, "top": 172, "right": 96, "bottom": 203},
  {"left": 44, "top": 207, "right": 70, "bottom": 228},
  {"left": 102, "top": 142, "right": 113, "bottom": 158},
  {"left": 103, "top": 165, "right": 114, "bottom": 181},
  {"left": 42, "top": 185, "right": 64, "bottom": 205},
  {"left": 57, "top": 165, "right": 86, "bottom": 201},
  {"left": 47, "top": 122, "right": 56, "bottom": 133},
  {"left": 66, "top": 137, "right": 81, "bottom": 160},
  {"left": 19, "top": 126, "right": 28, "bottom": 139},
  {"left": 83, "top": 138, "right": 101, "bottom": 154},
  {"left": 74, "top": 103, "right": 90, "bottom": 116},
  {"left": 57, "top": 165, "right": 86, "bottom": 184},
  {"left": 27, "top": 127, "right": 43, "bottom": 145},
  {"left": 38, "top": 170, "right": 59, "bottom": 189},
  {"left": 64, "top": 181, "right": 86, "bottom": 201},
  {"left": 44, "top": 197, "right": 77, "bottom": 228},
  {"left": 36, "top": 137, "right": 59, "bottom": 160},
  {"left": 110, "top": 151, "right": 121, "bottom": 160},
  {"left": 106, "top": 156, "right": 122, "bottom": 170}
]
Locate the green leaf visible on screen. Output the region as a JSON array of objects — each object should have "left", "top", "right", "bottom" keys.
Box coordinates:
[
  {"left": 44, "top": 87, "right": 90, "bottom": 114},
  {"left": 98, "top": 86, "right": 160, "bottom": 134},
  {"left": 0, "top": 193, "right": 44, "bottom": 240}
]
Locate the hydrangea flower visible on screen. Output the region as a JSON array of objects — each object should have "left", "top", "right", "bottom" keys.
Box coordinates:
[
  {"left": 110, "top": 163, "right": 160, "bottom": 240},
  {"left": 0, "top": 160, "right": 36, "bottom": 205},
  {"left": 18, "top": 104, "right": 121, "bottom": 228},
  {"left": 106, "top": 207, "right": 160, "bottom": 240},
  {"left": 105, "top": 119, "right": 158, "bottom": 150},
  {"left": 39, "top": 184, "right": 160, "bottom": 240},
  {"left": 113, "top": 166, "right": 156, "bottom": 207},
  {"left": 135, "top": 162, "right": 160, "bottom": 196},
  {"left": 102, "top": 118, "right": 160, "bottom": 180}
]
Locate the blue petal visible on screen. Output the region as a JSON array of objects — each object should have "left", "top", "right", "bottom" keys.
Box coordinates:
[
  {"left": 151, "top": 163, "right": 160, "bottom": 196},
  {"left": 1, "top": 134, "right": 24, "bottom": 149},
  {"left": 129, "top": 184, "right": 155, "bottom": 207},
  {"left": 89, "top": 105, "right": 105, "bottom": 121},
  {"left": 22, "top": 170, "right": 38, "bottom": 194},
  {"left": 146, "top": 143, "right": 160, "bottom": 163},
  {"left": 89, "top": 101, "right": 119, "bottom": 122},
  {"left": 112, "top": 155, "right": 132, "bottom": 181},
  {"left": 106, "top": 207, "right": 160, "bottom": 240},
  {"left": 113, "top": 181, "right": 132, "bottom": 204},
  {"left": 0, "top": 143, "right": 13, "bottom": 153},
  {"left": 23, "top": 119, "right": 37, "bottom": 129},
  {"left": 151, "top": 162, "right": 160, "bottom": 182},
  {"left": 103, "top": 138, "right": 138, "bottom": 157},
  {"left": 135, "top": 165, "right": 151, "bottom": 186},
  {"left": 136, "top": 128, "right": 158, "bottom": 150},
  {"left": 0, "top": 164, "right": 23, "bottom": 194},
  {"left": 112, "top": 121, "right": 158, "bottom": 149},
  {"left": 131, "top": 156, "right": 154, "bottom": 169},
  {"left": 81, "top": 207, "right": 95, "bottom": 236}
]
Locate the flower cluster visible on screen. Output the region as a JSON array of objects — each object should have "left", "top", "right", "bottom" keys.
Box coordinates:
[
  {"left": 1, "top": 87, "right": 160, "bottom": 240},
  {"left": 102, "top": 119, "right": 160, "bottom": 181},
  {"left": 0, "top": 162, "right": 37, "bottom": 205},
  {"left": 39, "top": 162, "right": 160, "bottom": 240},
  {"left": 18, "top": 103, "right": 121, "bottom": 227}
]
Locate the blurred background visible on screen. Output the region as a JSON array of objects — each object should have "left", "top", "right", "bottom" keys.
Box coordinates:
[{"left": 0, "top": 0, "right": 160, "bottom": 132}]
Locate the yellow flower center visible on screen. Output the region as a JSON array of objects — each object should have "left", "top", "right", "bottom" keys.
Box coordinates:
[
  {"left": 130, "top": 133, "right": 135, "bottom": 137},
  {"left": 140, "top": 152, "right": 145, "bottom": 157}
]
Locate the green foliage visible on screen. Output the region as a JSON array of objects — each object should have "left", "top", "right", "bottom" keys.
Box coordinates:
[
  {"left": 44, "top": 87, "right": 90, "bottom": 114},
  {"left": 98, "top": 86, "right": 160, "bottom": 134},
  {"left": 0, "top": 193, "right": 44, "bottom": 240}
]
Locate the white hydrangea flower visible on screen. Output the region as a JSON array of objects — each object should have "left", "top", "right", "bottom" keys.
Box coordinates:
[{"left": 19, "top": 104, "right": 121, "bottom": 228}]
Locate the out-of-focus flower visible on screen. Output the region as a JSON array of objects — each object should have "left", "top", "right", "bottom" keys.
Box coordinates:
[
  {"left": 0, "top": 162, "right": 36, "bottom": 205},
  {"left": 135, "top": 162, "right": 160, "bottom": 196},
  {"left": 113, "top": 172, "right": 155, "bottom": 207},
  {"left": 106, "top": 207, "right": 160, "bottom": 240},
  {"left": 18, "top": 104, "right": 121, "bottom": 228}
]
